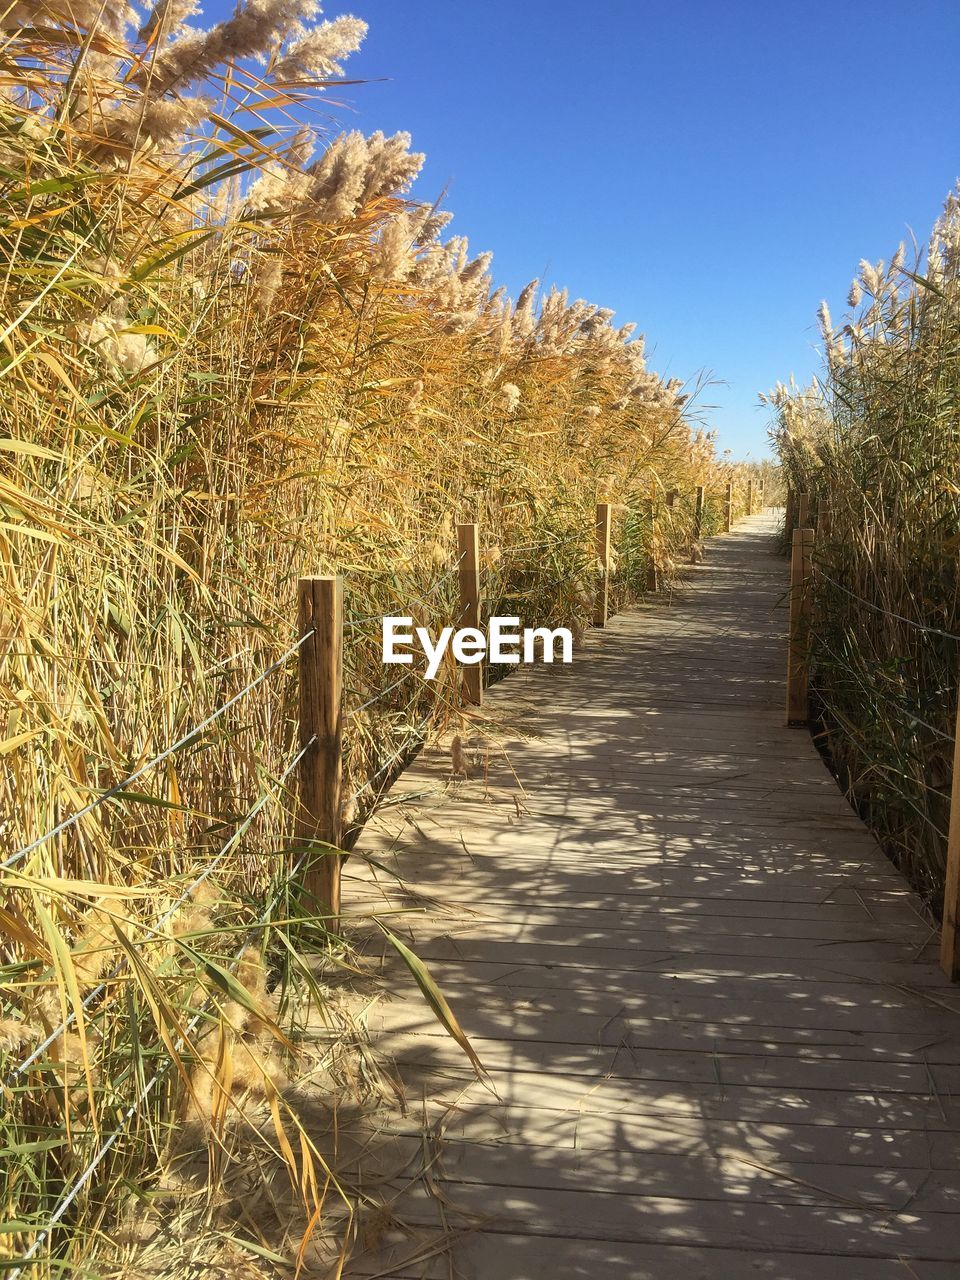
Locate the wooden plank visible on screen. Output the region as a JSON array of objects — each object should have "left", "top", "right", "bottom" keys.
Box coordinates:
[
  {"left": 346, "top": 867, "right": 918, "bottom": 907},
  {"left": 434, "top": 1143, "right": 960, "bottom": 1212},
  {"left": 388, "top": 1180, "right": 960, "bottom": 1260},
  {"left": 364, "top": 906, "right": 927, "bottom": 944},
  {"left": 390, "top": 935, "right": 945, "bottom": 982},
  {"left": 366, "top": 921, "right": 933, "bottom": 966},
  {"left": 381, "top": 951, "right": 956, "bottom": 995},
  {"left": 398, "top": 975, "right": 960, "bottom": 1035},
  {"left": 383, "top": 1033, "right": 960, "bottom": 1094},
  {"left": 370, "top": 1003, "right": 960, "bottom": 1064},
  {"left": 393, "top": 1105, "right": 960, "bottom": 1169},
  {"left": 346, "top": 888, "right": 924, "bottom": 926},
  {"left": 390, "top": 1065, "right": 960, "bottom": 1132},
  {"left": 349, "top": 1234, "right": 960, "bottom": 1280}
]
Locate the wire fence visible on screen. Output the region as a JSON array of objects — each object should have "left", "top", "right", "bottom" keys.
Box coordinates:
[
  {"left": 816, "top": 568, "right": 960, "bottom": 644},
  {"left": 5, "top": 757, "right": 320, "bottom": 1280},
  {"left": 3, "top": 738, "right": 314, "bottom": 1090},
  {"left": 780, "top": 486, "right": 960, "bottom": 919},
  {"left": 811, "top": 680, "right": 951, "bottom": 844},
  {"left": 2, "top": 630, "right": 317, "bottom": 871},
  {"left": 1, "top": 493, "right": 729, "bottom": 1269},
  {"left": 0, "top": 538, "right": 486, "bottom": 1267},
  {"left": 343, "top": 558, "right": 464, "bottom": 631},
  {"left": 812, "top": 633, "right": 956, "bottom": 746}
]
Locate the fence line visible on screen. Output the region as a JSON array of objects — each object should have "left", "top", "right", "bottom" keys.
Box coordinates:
[
  {"left": 2, "top": 630, "right": 317, "bottom": 871},
  {"left": 347, "top": 717, "right": 435, "bottom": 808},
  {"left": 4, "top": 480, "right": 757, "bottom": 914},
  {"left": 343, "top": 557, "right": 465, "bottom": 631},
  {"left": 816, "top": 569, "right": 960, "bottom": 643},
  {"left": 3, "top": 738, "right": 314, "bottom": 1088},
  {"left": 5, "top": 764, "right": 321, "bottom": 1280},
  {"left": 5, "top": 482, "right": 753, "bottom": 905},
  {"left": 813, "top": 632, "right": 956, "bottom": 745},
  {"left": 779, "top": 500, "right": 960, "bottom": 982},
  {"left": 2, "top": 479, "right": 759, "bottom": 1269}
]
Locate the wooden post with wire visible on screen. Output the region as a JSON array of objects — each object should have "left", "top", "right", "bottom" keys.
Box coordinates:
[
  {"left": 692, "top": 484, "right": 705, "bottom": 555},
  {"left": 723, "top": 482, "right": 733, "bottom": 533},
  {"left": 797, "top": 492, "right": 810, "bottom": 529},
  {"left": 297, "top": 575, "right": 343, "bottom": 923},
  {"left": 759, "top": 476, "right": 765, "bottom": 509},
  {"left": 786, "top": 527, "right": 814, "bottom": 727},
  {"left": 746, "top": 478, "right": 754, "bottom": 516},
  {"left": 645, "top": 499, "right": 659, "bottom": 593},
  {"left": 940, "top": 695, "right": 960, "bottom": 978},
  {"left": 594, "top": 502, "right": 612, "bottom": 627},
  {"left": 456, "top": 521, "right": 483, "bottom": 705}
]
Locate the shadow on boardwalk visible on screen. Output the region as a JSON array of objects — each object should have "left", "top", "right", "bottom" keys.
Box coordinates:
[{"left": 339, "top": 513, "right": 960, "bottom": 1280}]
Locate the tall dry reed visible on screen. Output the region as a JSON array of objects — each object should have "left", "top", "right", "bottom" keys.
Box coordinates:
[
  {"left": 768, "top": 186, "right": 960, "bottom": 907},
  {"left": 0, "top": 4, "right": 748, "bottom": 1271}
]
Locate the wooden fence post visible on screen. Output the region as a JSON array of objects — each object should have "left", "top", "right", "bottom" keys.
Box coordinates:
[
  {"left": 723, "top": 482, "right": 733, "bottom": 533},
  {"left": 692, "top": 485, "right": 705, "bottom": 560},
  {"left": 456, "top": 521, "right": 483, "bottom": 705},
  {"left": 297, "top": 575, "right": 343, "bottom": 922},
  {"left": 746, "top": 479, "right": 754, "bottom": 516},
  {"left": 817, "top": 498, "right": 832, "bottom": 537},
  {"left": 786, "top": 527, "right": 814, "bottom": 727},
  {"left": 594, "top": 502, "right": 611, "bottom": 627},
  {"left": 940, "top": 700, "right": 960, "bottom": 979},
  {"left": 665, "top": 489, "right": 678, "bottom": 510},
  {"left": 645, "top": 499, "right": 659, "bottom": 593},
  {"left": 759, "top": 477, "right": 765, "bottom": 509},
  {"left": 797, "top": 492, "right": 810, "bottom": 529}
]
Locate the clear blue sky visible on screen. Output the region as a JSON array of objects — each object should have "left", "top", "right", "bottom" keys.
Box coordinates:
[{"left": 244, "top": 1, "right": 960, "bottom": 457}]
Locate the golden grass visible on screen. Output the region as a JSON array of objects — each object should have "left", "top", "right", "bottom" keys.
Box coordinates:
[
  {"left": 0, "top": 8, "right": 761, "bottom": 1272},
  {"left": 768, "top": 189, "right": 960, "bottom": 909}
]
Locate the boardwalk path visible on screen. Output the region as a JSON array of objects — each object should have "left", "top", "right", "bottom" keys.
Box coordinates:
[{"left": 344, "top": 512, "right": 960, "bottom": 1279}]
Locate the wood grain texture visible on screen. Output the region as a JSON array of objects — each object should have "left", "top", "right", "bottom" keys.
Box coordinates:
[
  {"left": 457, "top": 521, "right": 483, "bottom": 705},
  {"left": 297, "top": 574, "right": 342, "bottom": 919},
  {"left": 594, "top": 501, "right": 611, "bottom": 627},
  {"left": 692, "top": 484, "right": 705, "bottom": 552}
]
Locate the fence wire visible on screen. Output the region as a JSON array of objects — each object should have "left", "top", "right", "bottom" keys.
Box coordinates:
[
  {"left": 3, "top": 631, "right": 315, "bottom": 871},
  {"left": 3, "top": 738, "right": 314, "bottom": 1088},
  {"left": 816, "top": 569, "right": 960, "bottom": 643},
  {"left": 3, "top": 735, "right": 318, "bottom": 1278}
]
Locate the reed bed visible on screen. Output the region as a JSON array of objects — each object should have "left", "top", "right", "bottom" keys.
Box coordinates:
[
  {"left": 767, "top": 185, "right": 960, "bottom": 909},
  {"left": 0, "top": 4, "right": 752, "bottom": 1272}
]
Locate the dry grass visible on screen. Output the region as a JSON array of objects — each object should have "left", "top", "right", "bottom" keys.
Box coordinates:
[
  {"left": 767, "top": 187, "right": 960, "bottom": 910},
  {"left": 0, "top": 5, "right": 758, "bottom": 1273}
]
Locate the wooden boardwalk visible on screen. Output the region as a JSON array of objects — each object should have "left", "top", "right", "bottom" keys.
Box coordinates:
[{"left": 344, "top": 512, "right": 960, "bottom": 1279}]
